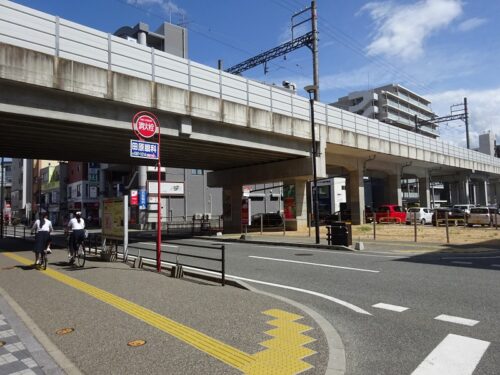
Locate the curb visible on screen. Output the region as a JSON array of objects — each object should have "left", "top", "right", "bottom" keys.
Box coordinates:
[
  {"left": 126, "top": 258, "right": 345, "bottom": 374},
  {"left": 193, "top": 236, "right": 355, "bottom": 252},
  {"left": 238, "top": 280, "right": 346, "bottom": 375},
  {"left": 0, "top": 286, "right": 82, "bottom": 375}
]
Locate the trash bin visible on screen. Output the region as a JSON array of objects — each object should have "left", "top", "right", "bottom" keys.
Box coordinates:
[{"left": 327, "top": 222, "right": 352, "bottom": 246}]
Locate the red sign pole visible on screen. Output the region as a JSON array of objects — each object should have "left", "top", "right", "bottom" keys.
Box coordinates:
[
  {"left": 156, "top": 122, "right": 162, "bottom": 272},
  {"left": 132, "top": 111, "right": 162, "bottom": 272}
]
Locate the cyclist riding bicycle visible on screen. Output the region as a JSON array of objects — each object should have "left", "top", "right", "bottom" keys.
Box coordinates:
[
  {"left": 65, "top": 211, "right": 85, "bottom": 264},
  {"left": 31, "top": 213, "right": 53, "bottom": 267}
]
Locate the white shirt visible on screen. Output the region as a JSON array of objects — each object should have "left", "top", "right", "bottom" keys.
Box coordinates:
[
  {"left": 32, "top": 219, "right": 53, "bottom": 232},
  {"left": 68, "top": 217, "right": 85, "bottom": 230}
]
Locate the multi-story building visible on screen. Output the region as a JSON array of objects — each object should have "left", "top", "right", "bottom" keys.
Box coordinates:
[
  {"left": 331, "top": 84, "right": 438, "bottom": 138},
  {"left": 40, "top": 162, "right": 67, "bottom": 226},
  {"left": 1, "top": 158, "right": 12, "bottom": 222},
  {"left": 10, "top": 159, "right": 33, "bottom": 221},
  {"left": 331, "top": 84, "right": 445, "bottom": 208},
  {"left": 66, "top": 162, "right": 101, "bottom": 225}
]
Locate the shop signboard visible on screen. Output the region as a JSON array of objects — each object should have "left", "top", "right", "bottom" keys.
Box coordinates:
[
  {"left": 139, "top": 190, "right": 147, "bottom": 210},
  {"left": 130, "top": 190, "right": 138, "bottom": 206},
  {"left": 102, "top": 198, "right": 124, "bottom": 240},
  {"left": 283, "top": 184, "right": 296, "bottom": 219}
]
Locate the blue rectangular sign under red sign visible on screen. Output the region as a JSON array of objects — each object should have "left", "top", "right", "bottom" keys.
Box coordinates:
[{"left": 130, "top": 140, "right": 159, "bottom": 160}]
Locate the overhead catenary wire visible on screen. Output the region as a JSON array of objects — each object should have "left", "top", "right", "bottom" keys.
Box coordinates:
[
  {"left": 271, "top": 0, "right": 434, "bottom": 94},
  {"left": 110, "top": 0, "right": 311, "bottom": 80}
]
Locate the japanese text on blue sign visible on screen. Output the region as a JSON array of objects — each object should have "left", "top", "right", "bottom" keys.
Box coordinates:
[{"left": 130, "top": 140, "right": 159, "bottom": 160}]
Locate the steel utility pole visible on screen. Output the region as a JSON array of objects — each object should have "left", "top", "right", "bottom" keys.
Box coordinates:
[
  {"left": 305, "top": 85, "right": 320, "bottom": 244},
  {"left": 464, "top": 97, "right": 470, "bottom": 149},
  {"left": 311, "top": 0, "right": 319, "bottom": 101},
  {"left": 225, "top": 1, "right": 320, "bottom": 99}
]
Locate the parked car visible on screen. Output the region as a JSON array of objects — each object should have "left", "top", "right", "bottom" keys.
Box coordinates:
[
  {"left": 405, "top": 207, "right": 433, "bottom": 225},
  {"left": 432, "top": 207, "right": 466, "bottom": 226},
  {"left": 324, "top": 206, "right": 374, "bottom": 224},
  {"left": 250, "top": 213, "right": 283, "bottom": 228},
  {"left": 467, "top": 207, "right": 495, "bottom": 227},
  {"left": 453, "top": 204, "right": 475, "bottom": 215},
  {"left": 375, "top": 204, "right": 406, "bottom": 224},
  {"left": 488, "top": 207, "right": 500, "bottom": 226}
]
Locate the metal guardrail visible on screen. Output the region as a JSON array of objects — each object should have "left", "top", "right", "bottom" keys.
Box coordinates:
[
  {"left": 126, "top": 242, "right": 226, "bottom": 286},
  {"left": 1, "top": 0, "right": 500, "bottom": 174}
]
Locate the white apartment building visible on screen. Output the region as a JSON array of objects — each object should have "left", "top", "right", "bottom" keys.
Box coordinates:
[{"left": 331, "top": 84, "right": 438, "bottom": 138}]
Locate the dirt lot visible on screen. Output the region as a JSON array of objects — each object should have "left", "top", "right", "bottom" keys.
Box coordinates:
[
  {"left": 264, "top": 223, "right": 500, "bottom": 247},
  {"left": 350, "top": 223, "right": 500, "bottom": 246}
]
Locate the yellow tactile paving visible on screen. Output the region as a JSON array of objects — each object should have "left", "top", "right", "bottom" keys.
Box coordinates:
[
  {"left": 240, "top": 309, "right": 317, "bottom": 374},
  {"left": 2, "top": 252, "right": 317, "bottom": 374}
]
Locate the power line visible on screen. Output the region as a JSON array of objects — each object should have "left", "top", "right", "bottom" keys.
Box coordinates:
[
  {"left": 272, "top": 0, "right": 434, "bottom": 94},
  {"left": 110, "top": 0, "right": 310, "bottom": 80}
]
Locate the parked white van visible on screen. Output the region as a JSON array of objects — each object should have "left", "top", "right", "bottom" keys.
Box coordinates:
[
  {"left": 467, "top": 207, "right": 491, "bottom": 227},
  {"left": 406, "top": 207, "right": 433, "bottom": 225}
]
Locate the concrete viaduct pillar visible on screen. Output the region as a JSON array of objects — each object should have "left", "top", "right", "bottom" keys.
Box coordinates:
[
  {"left": 208, "top": 156, "right": 326, "bottom": 234},
  {"left": 348, "top": 164, "right": 365, "bottom": 225},
  {"left": 418, "top": 175, "right": 431, "bottom": 208},
  {"left": 385, "top": 171, "right": 402, "bottom": 206}
]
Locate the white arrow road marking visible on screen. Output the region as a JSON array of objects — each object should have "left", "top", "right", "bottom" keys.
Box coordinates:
[
  {"left": 451, "top": 261, "right": 472, "bottom": 265},
  {"left": 434, "top": 314, "right": 479, "bottom": 327},
  {"left": 372, "top": 303, "right": 408, "bottom": 312},
  {"left": 411, "top": 334, "right": 490, "bottom": 375},
  {"left": 248, "top": 255, "right": 380, "bottom": 273}
]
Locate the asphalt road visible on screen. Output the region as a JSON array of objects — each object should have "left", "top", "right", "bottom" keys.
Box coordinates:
[{"left": 131, "top": 238, "right": 500, "bottom": 375}]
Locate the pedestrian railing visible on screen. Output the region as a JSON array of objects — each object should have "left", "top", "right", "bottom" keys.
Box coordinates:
[{"left": 125, "top": 242, "right": 226, "bottom": 286}]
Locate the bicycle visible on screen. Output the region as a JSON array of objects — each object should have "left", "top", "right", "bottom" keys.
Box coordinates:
[
  {"left": 39, "top": 249, "right": 49, "bottom": 270},
  {"left": 67, "top": 232, "right": 86, "bottom": 268}
]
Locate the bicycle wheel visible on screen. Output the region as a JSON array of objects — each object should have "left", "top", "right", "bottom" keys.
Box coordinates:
[{"left": 76, "top": 242, "right": 86, "bottom": 268}]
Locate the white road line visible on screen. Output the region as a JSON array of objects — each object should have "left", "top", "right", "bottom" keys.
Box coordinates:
[
  {"left": 411, "top": 334, "right": 490, "bottom": 375},
  {"left": 443, "top": 255, "right": 500, "bottom": 260},
  {"left": 372, "top": 303, "right": 408, "bottom": 312},
  {"left": 434, "top": 314, "right": 479, "bottom": 327},
  {"left": 169, "top": 264, "right": 372, "bottom": 315},
  {"left": 491, "top": 264, "right": 500, "bottom": 267},
  {"left": 137, "top": 242, "right": 178, "bottom": 248},
  {"left": 231, "top": 275, "right": 372, "bottom": 315},
  {"left": 249, "top": 255, "right": 380, "bottom": 273},
  {"left": 451, "top": 261, "right": 472, "bottom": 265},
  {"left": 188, "top": 240, "right": 402, "bottom": 258}
]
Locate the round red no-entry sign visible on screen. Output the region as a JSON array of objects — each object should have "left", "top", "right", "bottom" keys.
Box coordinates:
[{"left": 132, "top": 112, "right": 159, "bottom": 139}]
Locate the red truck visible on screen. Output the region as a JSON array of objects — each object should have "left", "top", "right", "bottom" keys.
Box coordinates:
[{"left": 375, "top": 204, "right": 406, "bottom": 224}]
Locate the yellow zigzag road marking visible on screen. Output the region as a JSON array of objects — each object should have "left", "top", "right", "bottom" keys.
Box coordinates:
[{"left": 2, "top": 252, "right": 316, "bottom": 374}]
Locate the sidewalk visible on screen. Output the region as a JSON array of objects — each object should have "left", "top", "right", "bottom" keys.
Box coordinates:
[
  {"left": 0, "top": 238, "right": 333, "bottom": 374},
  {"left": 196, "top": 231, "right": 500, "bottom": 254},
  {"left": 0, "top": 292, "right": 64, "bottom": 375}
]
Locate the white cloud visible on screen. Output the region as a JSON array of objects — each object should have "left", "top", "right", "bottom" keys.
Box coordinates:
[
  {"left": 457, "top": 17, "right": 487, "bottom": 32},
  {"left": 360, "top": 0, "right": 463, "bottom": 61},
  {"left": 427, "top": 88, "right": 500, "bottom": 147},
  {"left": 126, "top": 0, "right": 186, "bottom": 16}
]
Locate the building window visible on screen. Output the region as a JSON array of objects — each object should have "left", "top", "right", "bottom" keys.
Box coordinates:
[
  {"left": 191, "top": 169, "right": 203, "bottom": 175},
  {"left": 77, "top": 184, "right": 81, "bottom": 197}
]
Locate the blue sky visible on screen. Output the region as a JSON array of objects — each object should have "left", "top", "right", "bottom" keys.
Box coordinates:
[{"left": 13, "top": 0, "right": 500, "bottom": 147}]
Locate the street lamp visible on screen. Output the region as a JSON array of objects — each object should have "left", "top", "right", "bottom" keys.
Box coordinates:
[{"left": 304, "top": 84, "right": 320, "bottom": 244}]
